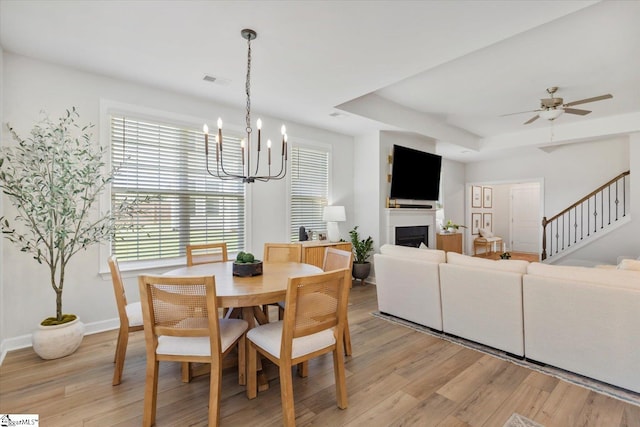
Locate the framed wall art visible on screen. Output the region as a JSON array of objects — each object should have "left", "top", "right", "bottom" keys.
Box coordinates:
[
  {"left": 483, "top": 213, "right": 493, "bottom": 232},
  {"left": 483, "top": 186, "right": 493, "bottom": 208},
  {"left": 472, "top": 186, "right": 482, "bottom": 208},
  {"left": 471, "top": 213, "right": 482, "bottom": 235}
]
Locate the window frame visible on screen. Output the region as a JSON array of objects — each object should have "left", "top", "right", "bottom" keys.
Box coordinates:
[
  {"left": 287, "top": 139, "right": 333, "bottom": 243},
  {"left": 98, "top": 100, "right": 250, "bottom": 274}
]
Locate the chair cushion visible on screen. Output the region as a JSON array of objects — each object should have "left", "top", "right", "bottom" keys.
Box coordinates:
[
  {"left": 156, "top": 318, "right": 247, "bottom": 356},
  {"left": 247, "top": 320, "right": 336, "bottom": 359},
  {"left": 126, "top": 302, "right": 143, "bottom": 327}
]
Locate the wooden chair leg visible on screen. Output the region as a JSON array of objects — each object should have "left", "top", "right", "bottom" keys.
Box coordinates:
[
  {"left": 247, "top": 342, "right": 258, "bottom": 399},
  {"left": 343, "top": 321, "right": 352, "bottom": 357},
  {"left": 297, "top": 361, "right": 308, "bottom": 378},
  {"left": 279, "top": 363, "right": 296, "bottom": 427},
  {"left": 143, "top": 359, "right": 160, "bottom": 427},
  {"left": 332, "top": 348, "right": 348, "bottom": 409},
  {"left": 112, "top": 327, "right": 128, "bottom": 385},
  {"left": 209, "top": 360, "right": 222, "bottom": 427},
  {"left": 181, "top": 362, "right": 192, "bottom": 383},
  {"left": 237, "top": 335, "right": 246, "bottom": 386}
]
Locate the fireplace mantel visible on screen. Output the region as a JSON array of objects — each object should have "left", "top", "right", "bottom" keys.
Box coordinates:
[{"left": 384, "top": 208, "right": 437, "bottom": 248}]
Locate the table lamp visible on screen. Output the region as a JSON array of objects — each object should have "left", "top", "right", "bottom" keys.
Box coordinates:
[{"left": 322, "top": 206, "right": 346, "bottom": 243}]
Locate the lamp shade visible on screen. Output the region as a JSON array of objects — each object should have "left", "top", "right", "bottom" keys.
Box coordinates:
[{"left": 322, "top": 206, "right": 346, "bottom": 222}]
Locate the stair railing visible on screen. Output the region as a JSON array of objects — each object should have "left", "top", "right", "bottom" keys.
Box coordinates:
[{"left": 541, "top": 171, "right": 630, "bottom": 261}]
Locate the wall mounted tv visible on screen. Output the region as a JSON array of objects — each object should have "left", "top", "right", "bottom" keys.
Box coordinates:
[{"left": 389, "top": 144, "right": 442, "bottom": 201}]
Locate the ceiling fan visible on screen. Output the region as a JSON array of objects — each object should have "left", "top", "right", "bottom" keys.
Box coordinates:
[{"left": 502, "top": 87, "right": 613, "bottom": 125}]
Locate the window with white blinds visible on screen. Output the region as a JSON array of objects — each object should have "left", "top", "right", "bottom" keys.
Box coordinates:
[
  {"left": 289, "top": 145, "right": 329, "bottom": 241},
  {"left": 110, "top": 115, "right": 245, "bottom": 261}
]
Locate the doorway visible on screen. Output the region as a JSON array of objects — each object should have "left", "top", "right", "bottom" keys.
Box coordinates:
[
  {"left": 466, "top": 180, "right": 542, "bottom": 256},
  {"left": 510, "top": 183, "right": 541, "bottom": 253}
]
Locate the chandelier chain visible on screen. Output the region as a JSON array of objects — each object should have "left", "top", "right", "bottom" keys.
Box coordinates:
[{"left": 245, "top": 35, "right": 252, "bottom": 134}]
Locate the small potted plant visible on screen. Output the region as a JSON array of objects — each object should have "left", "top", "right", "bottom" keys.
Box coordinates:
[
  {"left": 233, "top": 251, "right": 263, "bottom": 277},
  {"left": 442, "top": 219, "right": 467, "bottom": 233},
  {"left": 0, "top": 108, "right": 145, "bottom": 359},
  {"left": 349, "top": 226, "right": 374, "bottom": 283}
]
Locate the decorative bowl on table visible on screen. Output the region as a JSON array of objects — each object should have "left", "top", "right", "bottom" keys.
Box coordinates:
[{"left": 233, "top": 252, "right": 263, "bottom": 277}]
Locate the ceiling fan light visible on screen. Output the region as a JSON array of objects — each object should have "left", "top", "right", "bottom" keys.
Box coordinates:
[{"left": 539, "top": 108, "right": 564, "bottom": 121}]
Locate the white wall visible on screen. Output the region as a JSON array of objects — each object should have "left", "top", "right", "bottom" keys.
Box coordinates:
[
  {"left": 353, "top": 132, "right": 381, "bottom": 251},
  {"left": 566, "top": 134, "right": 639, "bottom": 263},
  {"left": 0, "top": 44, "right": 5, "bottom": 357},
  {"left": 466, "top": 136, "right": 634, "bottom": 264},
  {"left": 0, "top": 53, "right": 354, "bottom": 350}
]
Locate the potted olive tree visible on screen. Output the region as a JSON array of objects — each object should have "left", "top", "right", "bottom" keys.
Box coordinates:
[
  {"left": 0, "top": 108, "right": 143, "bottom": 359},
  {"left": 349, "top": 226, "right": 374, "bottom": 284}
]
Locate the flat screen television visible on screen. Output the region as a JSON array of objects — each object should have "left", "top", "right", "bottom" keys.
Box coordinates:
[{"left": 389, "top": 145, "right": 442, "bottom": 201}]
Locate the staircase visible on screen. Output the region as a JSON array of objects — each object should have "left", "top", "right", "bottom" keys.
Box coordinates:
[{"left": 542, "top": 171, "right": 630, "bottom": 262}]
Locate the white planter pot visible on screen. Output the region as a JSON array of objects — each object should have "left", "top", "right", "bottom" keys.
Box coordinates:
[{"left": 32, "top": 317, "right": 85, "bottom": 360}]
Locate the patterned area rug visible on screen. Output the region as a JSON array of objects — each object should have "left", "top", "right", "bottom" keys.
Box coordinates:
[
  {"left": 372, "top": 311, "right": 640, "bottom": 408},
  {"left": 503, "top": 413, "right": 545, "bottom": 427}
]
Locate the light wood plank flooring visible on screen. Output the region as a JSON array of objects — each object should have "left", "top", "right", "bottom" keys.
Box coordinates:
[{"left": 1, "top": 284, "right": 638, "bottom": 426}]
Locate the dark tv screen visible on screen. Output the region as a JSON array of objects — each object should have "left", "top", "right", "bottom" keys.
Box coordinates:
[{"left": 389, "top": 145, "right": 442, "bottom": 201}]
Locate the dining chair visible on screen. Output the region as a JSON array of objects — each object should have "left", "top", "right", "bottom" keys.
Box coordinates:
[
  {"left": 263, "top": 242, "right": 302, "bottom": 263},
  {"left": 186, "top": 242, "right": 228, "bottom": 266},
  {"left": 246, "top": 268, "right": 351, "bottom": 426},
  {"left": 322, "top": 247, "right": 354, "bottom": 357},
  {"left": 262, "top": 243, "right": 303, "bottom": 320},
  {"left": 138, "top": 274, "right": 248, "bottom": 427},
  {"left": 108, "top": 255, "right": 144, "bottom": 386},
  {"left": 296, "top": 247, "right": 354, "bottom": 378}
]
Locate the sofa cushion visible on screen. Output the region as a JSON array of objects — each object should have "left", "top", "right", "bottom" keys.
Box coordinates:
[
  {"left": 527, "top": 262, "right": 640, "bottom": 291},
  {"left": 379, "top": 244, "right": 446, "bottom": 263},
  {"left": 446, "top": 252, "right": 529, "bottom": 274}
]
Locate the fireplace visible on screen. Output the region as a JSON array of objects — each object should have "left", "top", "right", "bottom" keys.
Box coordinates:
[
  {"left": 395, "top": 226, "right": 429, "bottom": 248},
  {"left": 384, "top": 208, "right": 437, "bottom": 249}
]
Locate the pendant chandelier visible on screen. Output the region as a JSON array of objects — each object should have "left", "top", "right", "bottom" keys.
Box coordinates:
[{"left": 203, "top": 28, "right": 288, "bottom": 184}]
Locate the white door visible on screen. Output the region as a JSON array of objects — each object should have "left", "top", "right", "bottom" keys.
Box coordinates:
[{"left": 510, "top": 184, "right": 540, "bottom": 253}]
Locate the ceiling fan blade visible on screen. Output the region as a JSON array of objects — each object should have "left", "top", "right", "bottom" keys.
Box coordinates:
[
  {"left": 500, "top": 109, "right": 539, "bottom": 117},
  {"left": 564, "top": 94, "right": 613, "bottom": 107},
  {"left": 563, "top": 108, "right": 591, "bottom": 116},
  {"left": 524, "top": 115, "right": 539, "bottom": 125}
]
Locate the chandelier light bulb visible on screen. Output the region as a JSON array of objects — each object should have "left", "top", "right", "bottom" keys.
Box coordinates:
[
  {"left": 217, "top": 117, "right": 223, "bottom": 129},
  {"left": 203, "top": 124, "right": 209, "bottom": 134},
  {"left": 257, "top": 118, "right": 262, "bottom": 129},
  {"left": 281, "top": 124, "right": 286, "bottom": 135}
]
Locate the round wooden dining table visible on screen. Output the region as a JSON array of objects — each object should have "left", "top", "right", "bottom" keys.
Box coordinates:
[
  {"left": 164, "top": 261, "right": 322, "bottom": 320},
  {"left": 164, "top": 261, "right": 322, "bottom": 390}
]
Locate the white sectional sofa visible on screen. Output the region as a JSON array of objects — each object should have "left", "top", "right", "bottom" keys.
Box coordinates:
[
  {"left": 374, "top": 244, "right": 446, "bottom": 330},
  {"left": 374, "top": 244, "right": 640, "bottom": 393},
  {"left": 440, "top": 252, "right": 529, "bottom": 356},
  {"left": 523, "top": 262, "right": 640, "bottom": 393}
]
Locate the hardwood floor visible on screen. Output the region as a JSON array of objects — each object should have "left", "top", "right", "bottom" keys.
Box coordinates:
[{"left": 1, "top": 284, "right": 638, "bottom": 426}]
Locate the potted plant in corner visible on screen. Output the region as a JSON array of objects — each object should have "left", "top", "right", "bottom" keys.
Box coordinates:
[
  {"left": 0, "top": 108, "right": 144, "bottom": 359},
  {"left": 349, "top": 226, "right": 374, "bottom": 284}
]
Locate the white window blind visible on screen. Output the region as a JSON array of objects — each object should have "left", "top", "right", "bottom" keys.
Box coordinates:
[
  {"left": 289, "top": 145, "right": 329, "bottom": 241},
  {"left": 110, "top": 115, "right": 245, "bottom": 261}
]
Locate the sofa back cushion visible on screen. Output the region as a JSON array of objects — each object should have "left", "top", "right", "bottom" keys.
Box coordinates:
[
  {"left": 446, "top": 252, "right": 529, "bottom": 274},
  {"left": 527, "top": 262, "right": 640, "bottom": 291},
  {"left": 379, "top": 244, "right": 446, "bottom": 264}
]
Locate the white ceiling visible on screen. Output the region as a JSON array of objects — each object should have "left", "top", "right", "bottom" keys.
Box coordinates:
[{"left": 1, "top": 0, "right": 639, "bottom": 162}]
